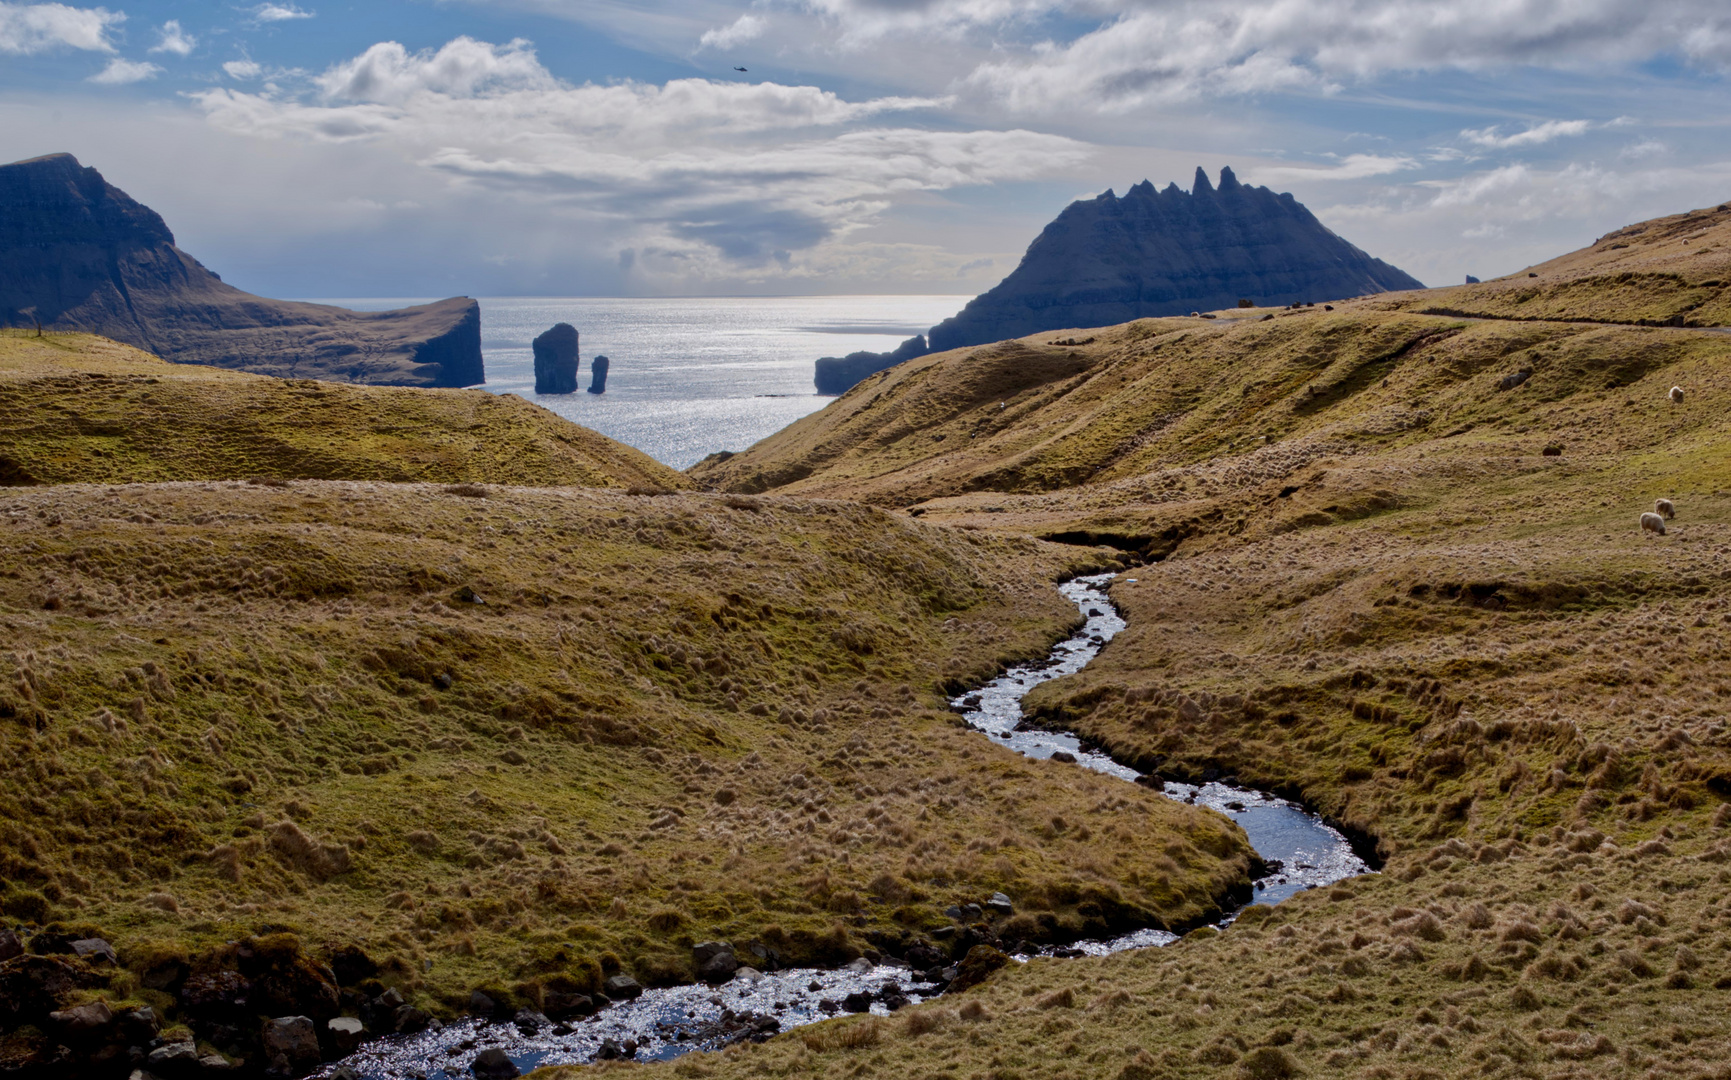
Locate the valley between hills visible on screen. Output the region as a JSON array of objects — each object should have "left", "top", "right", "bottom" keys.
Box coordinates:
[{"left": 4, "top": 200, "right": 1731, "bottom": 1080}]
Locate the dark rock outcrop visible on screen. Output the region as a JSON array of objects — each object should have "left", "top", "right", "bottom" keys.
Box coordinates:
[
  {"left": 814, "top": 334, "right": 926, "bottom": 396},
  {"left": 0, "top": 153, "right": 484, "bottom": 387},
  {"left": 814, "top": 167, "right": 1422, "bottom": 393},
  {"left": 588, "top": 354, "right": 610, "bottom": 394},
  {"left": 532, "top": 323, "right": 579, "bottom": 394}
]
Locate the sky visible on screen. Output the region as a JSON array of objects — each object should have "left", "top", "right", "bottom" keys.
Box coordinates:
[{"left": 3, "top": 0, "right": 1730, "bottom": 299}]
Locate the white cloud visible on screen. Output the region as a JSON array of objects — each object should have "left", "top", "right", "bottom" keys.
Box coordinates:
[
  {"left": 698, "top": 13, "right": 765, "bottom": 50},
  {"left": 191, "top": 36, "right": 1086, "bottom": 277},
  {"left": 1424, "top": 164, "right": 1532, "bottom": 209},
  {"left": 88, "top": 56, "right": 161, "bottom": 84},
  {"left": 223, "top": 58, "right": 262, "bottom": 79},
  {"left": 253, "top": 3, "right": 312, "bottom": 22},
  {"left": 719, "top": 0, "right": 1731, "bottom": 114},
  {"left": 1460, "top": 119, "right": 1591, "bottom": 149},
  {"left": 1250, "top": 154, "right": 1417, "bottom": 183},
  {"left": 315, "top": 37, "right": 556, "bottom": 102},
  {"left": 149, "top": 18, "right": 194, "bottom": 56},
  {"left": 1620, "top": 138, "right": 1667, "bottom": 160},
  {"left": 0, "top": 2, "right": 120, "bottom": 54}
]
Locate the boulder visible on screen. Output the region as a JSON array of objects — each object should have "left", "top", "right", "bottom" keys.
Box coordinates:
[
  {"left": 542, "top": 991, "right": 594, "bottom": 1020},
  {"left": 70, "top": 938, "right": 118, "bottom": 965},
  {"left": 261, "top": 1016, "right": 320, "bottom": 1070},
  {"left": 393, "top": 1004, "right": 430, "bottom": 1033},
  {"left": 0, "top": 930, "right": 20, "bottom": 963},
  {"left": 694, "top": 941, "right": 738, "bottom": 983},
  {"left": 601, "top": 974, "right": 642, "bottom": 1000},
  {"left": 0, "top": 153, "right": 484, "bottom": 387},
  {"left": 326, "top": 1015, "right": 364, "bottom": 1056},
  {"left": 147, "top": 1040, "right": 199, "bottom": 1068},
  {"left": 512, "top": 1008, "right": 547, "bottom": 1036},
  {"left": 118, "top": 1005, "right": 160, "bottom": 1045},
  {"left": 532, "top": 323, "right": 579, "bottom": 395},
  {"left": 587, "top": 354, "right": 610, "bottom": 394},
  {"left": 595, "top": 1039, "right": 632, "bottom": 1060},
  {"left": 470, "top": 1048, "right": 520, "bottom": 1079},
  {"left": 841, "top": 991, "right": 873, "bottom": 1013},
  {"left": 985, "top": 892, "right": 1014, "bottom": 916},
  {"left": 48, "top": 1000, "right": 114, "bottom": 1040},
  {"left": 467, "top": 989, "right": 500, "bottom": 1017}
]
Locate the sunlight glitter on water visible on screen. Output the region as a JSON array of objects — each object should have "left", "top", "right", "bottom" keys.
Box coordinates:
[{"left": 310, "top": 296, "right": 969, "bottom": 470}]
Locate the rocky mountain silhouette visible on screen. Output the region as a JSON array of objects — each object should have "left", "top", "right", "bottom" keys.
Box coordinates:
[
  {"left": 815, "top": 166, "right": 1422, "bottom": 394},
  {"left": 0, "top": 153, "right": 482, "bottom": 387}
]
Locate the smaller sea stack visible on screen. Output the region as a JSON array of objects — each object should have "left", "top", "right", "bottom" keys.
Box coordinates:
[
  {"left": 588, "top": 355, "right": 609, "bottom": 395},
  {"left": 533, "top": 323, "right": 579, "bottom": 394}
]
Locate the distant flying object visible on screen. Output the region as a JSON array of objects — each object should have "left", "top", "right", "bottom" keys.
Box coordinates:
[{"left": 734, "top": 66, "right": 747, "bottom": 72}]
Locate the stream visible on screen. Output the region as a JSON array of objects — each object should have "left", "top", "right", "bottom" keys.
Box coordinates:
[{"left": 317, "top": 573, "right": 1368, "bottom": 1079}]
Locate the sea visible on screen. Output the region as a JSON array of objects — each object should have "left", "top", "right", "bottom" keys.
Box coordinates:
[{"left": 313, "top": 296, "right": 969, "bottom": 471}]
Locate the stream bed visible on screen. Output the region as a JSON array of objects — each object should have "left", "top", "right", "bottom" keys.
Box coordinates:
[{"left": 317, "top": 573, "right": 1368, "bottom": 1079}]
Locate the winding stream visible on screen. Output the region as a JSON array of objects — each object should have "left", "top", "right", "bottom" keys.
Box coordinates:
[{"left": 317, "top": 573, "right": 1367, "bottom": 1079}]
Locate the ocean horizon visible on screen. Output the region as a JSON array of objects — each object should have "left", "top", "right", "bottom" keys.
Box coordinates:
[{"left": 310, "top": 295, "right": 968, "bottom": 470}]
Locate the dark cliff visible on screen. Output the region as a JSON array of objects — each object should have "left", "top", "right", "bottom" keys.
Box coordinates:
[
  {"left": 816, "top": 166, "right": 1423, "bottom": 392},
  {"left": 0, "top": 153, "right": 484, "bottom": 387}
]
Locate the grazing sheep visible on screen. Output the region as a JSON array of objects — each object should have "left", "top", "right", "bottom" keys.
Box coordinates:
[
  {"left": 1670, "top": 386, "right": 1684, "bottom": 404},
  {"left": 1641, "top": 512, "right": 1667, "bottom": 536},
  {"left": 1656, "top": 498, "right": 1676, "bottom": 519}
]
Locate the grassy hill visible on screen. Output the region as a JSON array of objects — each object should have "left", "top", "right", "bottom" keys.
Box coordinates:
[
  {"left": 0, "top": 331, "right": 682, "bottom": 489},
  {"left": 9, "top": 202, "right": 1731, "bottom": 1080},
  {"left": 0, "top": 342, "right": 1265, "bottom": 1074},
  {"left": 646, "top": 205, "right": 1731, "bottom": 1079}
]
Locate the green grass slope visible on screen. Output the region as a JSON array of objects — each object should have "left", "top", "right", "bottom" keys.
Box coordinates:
[{"left": 0, "top": 331, "right": 683, "bottom": 490}]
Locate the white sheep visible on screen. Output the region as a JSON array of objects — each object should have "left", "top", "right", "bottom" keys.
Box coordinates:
[
  {"left": 1641, "top": 511, "right": 1667, "bottom": 536},
  {"left": 1656, "top": 498, "right": 1676, "bottom": 520},
  {"left": 1670, "top": 386, "right": 1685, "bottom": 404}
]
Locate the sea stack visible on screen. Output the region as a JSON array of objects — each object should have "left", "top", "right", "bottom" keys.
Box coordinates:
[
  {"left": 814, "top": 166, "right": 1424, "bottom": 393},
  {"left": 533, "top": 323, "right": 580, "bottom": 394},
  {"left": 588, "top": 355, "right": 610, "bottom": 394},
  {"left": 0, "top": 152, "right": 484, "bottom": 387}
]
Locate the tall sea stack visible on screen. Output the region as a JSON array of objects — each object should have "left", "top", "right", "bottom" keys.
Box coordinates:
[
  {"left": 0, "top": 153, "right": 484, "bottom": 387},
  {"left": 533, "top": 323, "right": 579, "bottom": 394},
  {"left": 815, "top": 166, "right": 1424, "bottom": 393},
  {"left": 588, "top": 355, "right": 609, "bottom": 395}
]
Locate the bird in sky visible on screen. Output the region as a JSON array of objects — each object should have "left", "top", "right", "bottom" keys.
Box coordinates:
[{"left": 734, "top": 66, "right": 748, "bottom": 72}]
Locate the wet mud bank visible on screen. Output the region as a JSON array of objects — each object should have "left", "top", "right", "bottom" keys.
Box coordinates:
[{"left": 316, "top": 573, "right": 1369, "bottom": 1079}]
